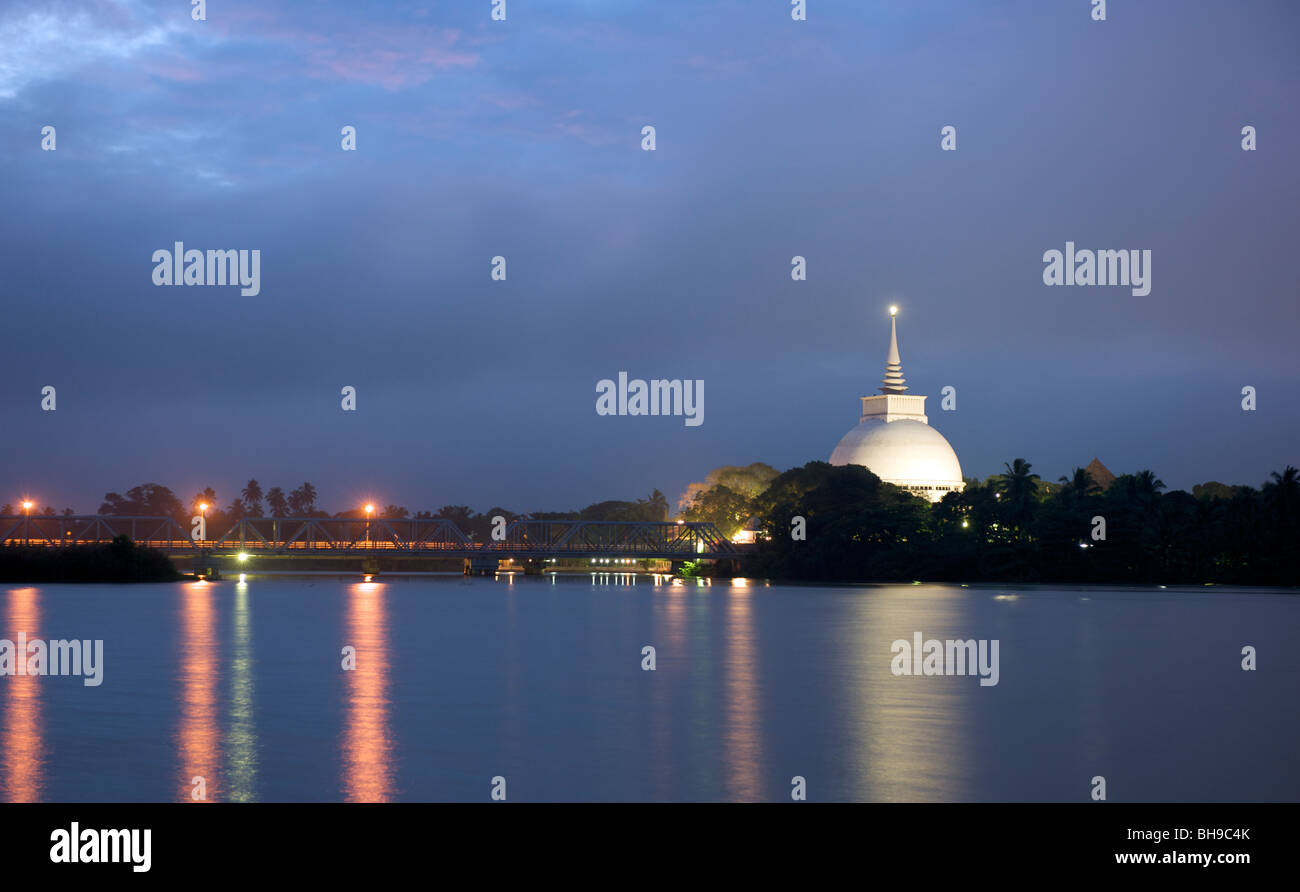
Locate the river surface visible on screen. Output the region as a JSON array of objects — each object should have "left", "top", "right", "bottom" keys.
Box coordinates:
[{"left": 0, "top": 575, "right": 1295, "bottom": 802}]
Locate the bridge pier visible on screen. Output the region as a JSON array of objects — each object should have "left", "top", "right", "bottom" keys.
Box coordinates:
[
  {"left": 194, "top": 551, "right": 223, "bottom": 580},
  {"left": 465, "top": 556, "right": 498, "bottom": 577}
]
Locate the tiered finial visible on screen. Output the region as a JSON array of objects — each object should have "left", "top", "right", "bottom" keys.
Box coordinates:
[{"left": 879, "top": 306, "right": 908, "bottom": 394}]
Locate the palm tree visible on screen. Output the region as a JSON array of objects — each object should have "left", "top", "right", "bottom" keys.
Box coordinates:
[
  {"left": 266, "top": 487, "right": 289, "bottom": 518},
  {"left": 1059, "top": 467, "right": 1099, "bottom": 509},
  {"left": 288, "top": 482, "right": 318, "bottom": 515},
  {"left": 241, "top": 479, "right": 264, "bottom": 517},
  {"left": 646, "top": 489, "right": 670, "bottom": 522},
  {"left": 1262, "top": 466, "right": 1299, "bottom": 524},
  {"left": 1127, "top": 470, "right": 1165, "bottom": 512},
  {"left": 998, "top": 458, "right": 1040, "bottom": 532}
]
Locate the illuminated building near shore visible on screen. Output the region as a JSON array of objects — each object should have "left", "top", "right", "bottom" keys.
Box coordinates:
[{"left": 829, "top": 307, "right": 965, "bottom": 503}]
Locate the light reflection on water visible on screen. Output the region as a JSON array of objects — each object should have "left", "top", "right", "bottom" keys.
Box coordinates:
[
  {"left": 848, "top": 587, "right": 972, "bottom": 801},
  {"left": 342, "top": 581, "right": 393, "bottom": 801},
  {"left": 650, "top": 582, "right": 688, "bottom": 798},
  {"left": 2, "top": 588, "right": 43, "bottom": 802},
  {"left": 226, "top": 583, "right": 257, "bottom": 801},
  {"left": 177, "top": 581, "right": 220, "bottom": 802},
  {"left": 1, "top": 576, "right": 1296, "bottom": 802},
  {"left": 722, "top": 587, "right": 762, "bottom": 800}
]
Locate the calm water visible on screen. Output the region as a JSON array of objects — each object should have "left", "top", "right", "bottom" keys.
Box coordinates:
[{"left": 0, "top": 576, "right": 1295, "bottom": 802}]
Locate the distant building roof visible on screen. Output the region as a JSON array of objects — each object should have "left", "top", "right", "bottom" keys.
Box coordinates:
[{"left": 1085, "top": 458, "right": 1116, "bottom": 490}]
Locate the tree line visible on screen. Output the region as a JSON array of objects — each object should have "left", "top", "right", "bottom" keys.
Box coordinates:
[
  {"left": 51, "top": 480, "right": 674, "bottom": 543},
  {"left": 679, "top": 460, "right": 1300, "bottom": 585}
]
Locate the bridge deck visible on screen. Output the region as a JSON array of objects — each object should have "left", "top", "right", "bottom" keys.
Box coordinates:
[{"left": 0, "top": 516, "right": 740, "bottom": 558}]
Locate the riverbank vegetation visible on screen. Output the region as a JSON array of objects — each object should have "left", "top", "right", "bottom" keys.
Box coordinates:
[
  {"left": 697, "top": 461, "right": 1299, "bottom": 586},
  {"left": 14, "top": 461, "right": 1296, "bottom": 586},
  {"left": 0, "top": 535, "right": 183, "bottom": 583},
  {"left": 47, "top": 480, "right": 671, "bottom": 544}
]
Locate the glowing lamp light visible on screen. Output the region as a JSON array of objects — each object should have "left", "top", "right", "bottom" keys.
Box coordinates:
[
  {"left": 364, "top": 504, "right": 375, "bottom": 515},
  {"left": 889, "top": 305, "right": 898, "bottom": 316},
  {"left": 238, "top": 552, "right": 249, "bottom": 562},
  {"left": 198, "top": 503, "right": 209, "bottom": 513},
  {"left": 22, "top": 501, "right": 34, "bottom": 511}
]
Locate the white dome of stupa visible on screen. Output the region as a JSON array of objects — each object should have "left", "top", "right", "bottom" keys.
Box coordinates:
[{"left": 829, "top": 307, "right": 965, "bottom": 502}]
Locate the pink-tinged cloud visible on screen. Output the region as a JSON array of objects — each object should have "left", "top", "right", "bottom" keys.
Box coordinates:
[
  {"left": 305, "top": 40, "right": 478, "bottom": 89},
  {"left": 141, "top": 56, "right": 208, "bottom": 84},
  {"left": 553, "top": 111, "right": 618, "bottom": 147},
  {"left": 238, "top": 19, "right": 482, "bottom": 89}
]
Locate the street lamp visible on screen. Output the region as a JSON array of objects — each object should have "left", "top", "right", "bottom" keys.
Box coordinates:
[
  {"left": 22, "top": 500, "right": 33, "bottom": 546},
  {"left": 197, "top": 502, "right": 208, "bottom": 545},
  {"left": 364, "top": 503, "right": 375, "bottom": 547}
]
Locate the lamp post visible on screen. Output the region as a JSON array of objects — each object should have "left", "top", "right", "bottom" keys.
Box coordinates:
[
  {"left": 364, "top": 504, "right": 375, "bottom": 547},
  {"left": 22, "top": 500, "right": 33, "bottom": 546},
  {"left": 198, "top": 502, "right": 208, "bottom": 545}
]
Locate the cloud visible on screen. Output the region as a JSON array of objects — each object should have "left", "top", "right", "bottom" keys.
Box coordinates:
[
  {"left": 296, "top": 25, "right": 478, "bottom": 89},
  {"left": 0, "top": 1, "right": 188, "bottom": 99},
  {"left": 0, "top": 0, "right": 479, "bottom": 101}
]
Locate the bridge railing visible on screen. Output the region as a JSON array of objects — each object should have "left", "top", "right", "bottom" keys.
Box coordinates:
[
  {"left": 485, "top": 520, "right": 738, "bottom": 555},
  {"left": 213, "top": 517, "right": 473, "bottom": 551},
  {"left": 0, "top": 516, "right": 739, "bottom": 556},
  {"left": 0, "top": 515, "right": 194, "bottom": 548}
]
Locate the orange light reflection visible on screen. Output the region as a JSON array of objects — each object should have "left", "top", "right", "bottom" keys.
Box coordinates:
[
  {"left": 2, "top": 588, "right": 44, "bottom": 802},
  {"left": 178, "top": 581, "right": 221, "bottom": 801},
  {"left": 342, "top": 581, "right": 393, "bottom": 801}
]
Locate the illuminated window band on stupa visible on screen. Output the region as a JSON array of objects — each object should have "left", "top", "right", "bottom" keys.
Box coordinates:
[{"left": 829, "top": 306, "right": 966, "bottom": 503}]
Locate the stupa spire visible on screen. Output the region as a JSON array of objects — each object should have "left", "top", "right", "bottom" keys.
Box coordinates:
[{"left": 880, "top": 305, "right": 908, "bottom": 394}]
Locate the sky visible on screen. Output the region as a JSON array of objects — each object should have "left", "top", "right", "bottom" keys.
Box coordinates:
[{"left": 2, "top": 0, "right": 1298, "bottom": 515}]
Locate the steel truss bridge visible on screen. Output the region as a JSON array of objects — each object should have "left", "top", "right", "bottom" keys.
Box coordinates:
[{"left": 0, "top": 515, "right": 739, "bottom": 561}]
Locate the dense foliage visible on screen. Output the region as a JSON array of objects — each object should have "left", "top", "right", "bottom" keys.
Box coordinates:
[
  {"left": 19, "top": 462, "right": 1297, "bottom": 585},
  {"left": 0, "top": 535, "right": 182, "bottom": 583},
  {"left": 739, "top": 461, "right": 1299, "bottom": 585},
  {"left": 83, "top": 479, "right": 673, "bottom": 543}
]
